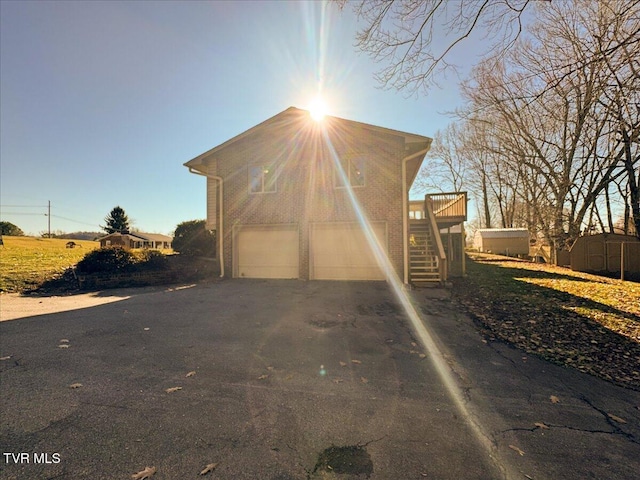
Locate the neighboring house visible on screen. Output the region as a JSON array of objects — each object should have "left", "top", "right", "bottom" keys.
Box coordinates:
[
  {"left": 185, "top": 107, "right": 466, "bottom": 284},
  {"left": 98, "top": 232, "right": 173, "bottom": 250},
  {"left": 473, "top": 228, "right": 530, "bottom": 256}
]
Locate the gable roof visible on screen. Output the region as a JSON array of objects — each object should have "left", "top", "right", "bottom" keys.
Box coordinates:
[
  {"left": 135, "top": 232, "right": 173, "bottom": 242},
  {"left": 98, "top": 232, "right": 172, "bottom": 242},
  {"left": 475, "top": 228, "right": 530, "bottom": 239},
  {"left": 184, "top": 107, "right": 432, "bottom": 173}
]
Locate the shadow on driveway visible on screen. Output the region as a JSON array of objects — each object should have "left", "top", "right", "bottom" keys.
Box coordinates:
[{"left": 1, "top": 280, "right": 639, "bottom": 479}]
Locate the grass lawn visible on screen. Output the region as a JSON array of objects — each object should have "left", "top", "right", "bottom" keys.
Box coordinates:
[
  {"left": 453, "top": 252, "right": 640, "bottom": 390},
  {"left": 0, "top": 236, "right": 99, "bottom": 292}
]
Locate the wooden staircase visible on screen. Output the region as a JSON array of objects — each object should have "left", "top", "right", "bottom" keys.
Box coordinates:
[
  {"left": 409, "top": 221, "right": 441, "bottom": 283},
  {"left": 407, "top": 192, "right": 467, "bottom": 285}
]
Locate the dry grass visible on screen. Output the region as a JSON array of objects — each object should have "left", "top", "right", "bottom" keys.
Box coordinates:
[{"left": 0, "top": 236, "right": 99, "bottom": 292}]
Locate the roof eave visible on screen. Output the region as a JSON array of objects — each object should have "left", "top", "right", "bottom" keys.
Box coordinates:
[{"left": 184, "top": 107, "right": 433, "bottom": 171}]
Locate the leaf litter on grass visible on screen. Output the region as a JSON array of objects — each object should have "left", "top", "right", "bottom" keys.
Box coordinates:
[{"left": 454, "top": 253, "right": 640, "bottom": 390}]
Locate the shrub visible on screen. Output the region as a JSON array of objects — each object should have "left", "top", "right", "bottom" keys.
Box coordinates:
[
  {"left": 173, "top": 220, "right": 216, "bottom": 257},
  {"left": 135, "top": 250, "right": 169, "bottom": 270},
  {"left": 76, "top": 247, "right": 170, "bottom": 275},
  {"left": 0, "top": 221, "right": 24, "bottom": 236},
  {"left": 76, "top": 247, "right": 137, "bottom": 274}
]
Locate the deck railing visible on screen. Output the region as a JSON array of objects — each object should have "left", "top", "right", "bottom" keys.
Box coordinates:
[{"left": 426, "top": 192, "right": 467, "bottom": 220}]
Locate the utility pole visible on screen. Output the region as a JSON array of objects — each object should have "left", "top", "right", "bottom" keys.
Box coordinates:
[{"left": 47, "top": 200, "right": 51, "bottom": 238}]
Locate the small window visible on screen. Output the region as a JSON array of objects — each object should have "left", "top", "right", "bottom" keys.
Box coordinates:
[
  {"left": 249, "top": 164, "right": 277, "bottom": 194},
  {"left": 335, "top": 156, "right": 365, "bottom": 188}
]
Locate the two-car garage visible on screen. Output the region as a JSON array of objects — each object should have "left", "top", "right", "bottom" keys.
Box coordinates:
[{"left": 233, "top": 222, "right": 388, "bottom": 281}]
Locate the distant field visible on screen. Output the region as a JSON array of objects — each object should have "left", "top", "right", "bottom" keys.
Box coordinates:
[{"left": 0, "top": 236, "right": 99, "bottom": 292}]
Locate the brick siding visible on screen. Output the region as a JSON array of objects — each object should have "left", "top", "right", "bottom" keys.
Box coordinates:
[{"left": 205, "top": 115, "right": 410, "bottom": 279}]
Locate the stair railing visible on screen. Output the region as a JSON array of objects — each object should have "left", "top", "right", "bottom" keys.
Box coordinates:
[{"left": 425, "top": 196, "right": 448, "bottom": 282}]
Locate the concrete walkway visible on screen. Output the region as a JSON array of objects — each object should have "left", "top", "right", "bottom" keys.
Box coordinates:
[{"left": 1, "top": 280, "right": 638, "bottom": 479}]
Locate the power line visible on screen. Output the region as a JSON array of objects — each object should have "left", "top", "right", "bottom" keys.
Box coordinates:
[
  {"left": 0, "top": 204, "right": 49, "bottom": 208},
  {"left": 0, "top": 212, "right": 47, "bottom": 216},
  {"left": 50, "top": 214, "right": 101, "bottom": 228},
  {"left": 1, "top": 201, "right": 101, "bottom": 236}
]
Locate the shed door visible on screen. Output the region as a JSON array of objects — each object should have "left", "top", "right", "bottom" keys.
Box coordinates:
[
  {"left": 235, "top": 225, "right": 299, "bottom": 279},
  {"left": 586, "top": 238, "right": 606, "bottom": 271},
  {"left": 310, "top": 222, "right": 387, "bottom": 280}
]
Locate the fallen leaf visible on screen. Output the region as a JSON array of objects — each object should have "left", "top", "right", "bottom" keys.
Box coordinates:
[
  {"left": 351, "top": 359, "right": 362, "bottom": 365},
  {"left": 534, "top": 422, "right": 549, "bottom": 429},
  {"left": 332, "top": 379, "right": 343, "bottom": 384},
  {"left": 339, "top": 361, "right": 347, "bottom": 367},
  {"left": 411, "top": 342, "right": 417, "bottom": 347},
  {"left": 186, "top": 371, "right": 196, "bottom": 377},
  {"left": 409, "top": 350, "right": 419, "bottom": 354},
  {"left": 58, "top": 344, "right": 70, "bottom": 349},
  {"left": 165, "top": 386, "right": 182, "bottom": 393},
  {"left": 69, "top": 383, "right": 83, "bottom": 389},
  {"left": 60, "top": 339, "right": 69, "bottom": 343},
  {"left": 550, "top": 395, "right": 560, "bottom": 404},
  {"left": 608, "top": 413, "right": 627, "bottom": 424},
  {"left": 267, "top": 366, "right": 274, "bottom": 371},
  {"left": 131, "top": 466, "right": 156, "bottom": 479},
  {"left": 284, "top": 374, "right": 293, "bottom": 380},
  {"left": 360, "top": 377, "right": 368, "bottom": 384},
  {"left": 418, "top": 353, "right": 427, "bottom": 359},
  {"left": 509, "top": 444, "right": 525, "bottom": 456},
  {"left": 257, "top": 374, "right": 269, "bottom": 380},
  {"left": 200, "top": 462, "right": 218, "bottom": 475}
]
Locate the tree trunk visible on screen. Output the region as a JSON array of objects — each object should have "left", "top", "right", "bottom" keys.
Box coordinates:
[{"left": 481, "top": 172, "right": 492, "bottom": 228}]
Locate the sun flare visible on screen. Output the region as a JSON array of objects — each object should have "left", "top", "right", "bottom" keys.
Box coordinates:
[{"left": 308, "top": 95, "right": 328, "bottom": 121}]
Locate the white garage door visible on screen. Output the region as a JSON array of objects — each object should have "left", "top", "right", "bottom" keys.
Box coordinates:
[
  {"left": 234, "top": 225, "right": 299, "bottom": 279},
  {"left": 310, "top": 222, "right": 387, "bottom": 280}
]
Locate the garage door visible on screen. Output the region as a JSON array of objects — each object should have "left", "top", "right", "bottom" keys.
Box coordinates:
[
  {"left": 234, "top": 225, "right": 299, "bottom": 278},
  {"left": 310, "top": 222, "right": 387, "bottom": 280}
]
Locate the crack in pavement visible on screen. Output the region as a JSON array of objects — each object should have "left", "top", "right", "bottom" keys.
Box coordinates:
[{"left": 578, "top": 394, "right": 640, "bottom": 445}]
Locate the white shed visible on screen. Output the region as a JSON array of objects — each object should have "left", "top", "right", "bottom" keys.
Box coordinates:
[{"left": 474, "top": 228, "right": 530, "bottom": 256}]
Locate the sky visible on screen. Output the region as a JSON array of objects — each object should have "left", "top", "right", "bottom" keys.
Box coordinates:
[{"left": 1, "top": 0, "right": 478, "bottom": 237}]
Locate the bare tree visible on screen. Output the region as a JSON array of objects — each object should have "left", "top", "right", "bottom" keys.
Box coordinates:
[
  {"left": 424, "top": 123, "right": 467, "bottom": 192},
  {"left": 455, "top": 0, "right": 640, "bottom": 244},
  {"left": 338, "top": 0, "right": 535, "bottom": 94},
  {"left": 354, "top": 0, "right": 640, "bottom": 241}
]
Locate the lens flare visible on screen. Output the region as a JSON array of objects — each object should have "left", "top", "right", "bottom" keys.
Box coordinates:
[
  {"left": 309, "top": 95, "right": 328, "bottom": 121},
  {"left": 320, "top": 124, "right": 507, "bottom": 477}
]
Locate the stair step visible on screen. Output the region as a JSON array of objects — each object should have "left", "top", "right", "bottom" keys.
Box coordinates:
[{"left": 410, "top": 221, "right": 442, "bottom": 283}]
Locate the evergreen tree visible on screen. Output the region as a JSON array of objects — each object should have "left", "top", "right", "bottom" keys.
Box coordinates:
[{"left": 102, "top": 206, "right": 130, "bottom": 234}]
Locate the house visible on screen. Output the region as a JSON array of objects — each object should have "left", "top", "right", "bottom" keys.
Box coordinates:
[
  {"left": 184, "top": 107, "right": 466, "bottom": 284},
  {"left": 98, "top": 232, "right": 173, "bottom": 250},
  {"left": 473, "top": 228, "right": 530, "bottom": 256}
]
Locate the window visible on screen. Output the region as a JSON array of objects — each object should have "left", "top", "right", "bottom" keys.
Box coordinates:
[
  {"left": 249, "top": 164, "right": 277, "bottom": 194},
  {"left": 335, "top": 156, "right": 365, "bottom": 188}
]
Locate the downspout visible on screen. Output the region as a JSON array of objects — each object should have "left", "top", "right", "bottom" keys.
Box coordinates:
[
  {"left": 188, "top": 167, "right": 224, "bottom": 278},
  {"left": 402, "top": 147, "right": 431, "bottom": 285}
]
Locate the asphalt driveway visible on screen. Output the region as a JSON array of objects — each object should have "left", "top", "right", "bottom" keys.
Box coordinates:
[{"left": 1, "top": 280, "right": 639, "bottom": 479}]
